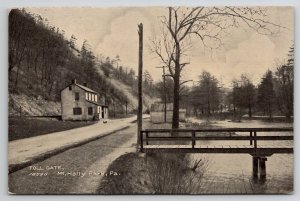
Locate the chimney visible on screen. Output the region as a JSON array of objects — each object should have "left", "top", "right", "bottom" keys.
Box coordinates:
[
  {"left": 72, "top": 79, "right": 77, "bottom": 84},
  {"left": 83, "top": 82, "right": 87, "bottom": 87}
]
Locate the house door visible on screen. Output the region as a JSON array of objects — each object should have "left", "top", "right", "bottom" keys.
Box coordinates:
[{"left": 102, "top": 108, "right": 104, "bottom": 118}]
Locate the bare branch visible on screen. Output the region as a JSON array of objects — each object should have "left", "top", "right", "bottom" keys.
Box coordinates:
[{"left": 180, "top": 79, "right": 193, "bottom": 86}]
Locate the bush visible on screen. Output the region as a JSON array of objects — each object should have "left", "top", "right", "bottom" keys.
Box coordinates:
[{"left": 146, "top": 153, "right": 207, "bottom": 194}]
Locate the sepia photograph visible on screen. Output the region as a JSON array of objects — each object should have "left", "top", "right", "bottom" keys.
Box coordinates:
[{"left": 8, "top": 6, "right": 294, "bottom": 195}]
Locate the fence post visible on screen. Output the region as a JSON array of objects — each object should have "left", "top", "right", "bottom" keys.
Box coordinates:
[
  {"left": 252, "top": 156, "right": 259, "bottom": 178},
  {"left": 192, "top": 131, "right": 195, "bottom": 148},
  {"left": 250, "top": 131, "right": 253, "bottom": 145},
  {"left": 259, "top": 157, "right": 267, "bottom": 180}
]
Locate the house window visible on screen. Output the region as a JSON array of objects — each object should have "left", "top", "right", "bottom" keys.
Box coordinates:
[
  {"left": 75, "top": 92, "right": 79, "bottom": 101},
  {"left": 85, "top": 92, "right": 88, "bottom": 100},
  {"left": 95, "top": 95, "right": 98, "bottom": 102},
  {"left": 88, "top": 107, "right": 93, "bottom": 115},
  {"left": 88, "top": 93, "right": 91, "bottom": 101},
  {"left": 73, "top": 107, "right": 82, "bottom": 115},
  {"left": 69, "top": 86, "right": 72, "bottom": 90},
  {"left": 92, "top": 94, "right": 95, "bottom": 101}
]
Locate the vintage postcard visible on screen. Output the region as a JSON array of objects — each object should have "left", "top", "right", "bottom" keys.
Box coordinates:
[{"left": 8, "top": 6, "right": 294, "bottom": 194}]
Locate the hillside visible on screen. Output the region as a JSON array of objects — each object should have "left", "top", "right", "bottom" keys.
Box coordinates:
[
  {"left": 8, "top": 9, "right": 158, "bottom": 117},
  {"left": 96, "top": 67, "right": 158, "bottom": 112}
]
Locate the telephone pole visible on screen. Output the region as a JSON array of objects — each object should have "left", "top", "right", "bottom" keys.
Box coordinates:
[
  {"left": 137, "top": 23, "right": 143, "bottom": 151},
  {"left": 156, "top": 66, "right": 167, "bottom": 123}
]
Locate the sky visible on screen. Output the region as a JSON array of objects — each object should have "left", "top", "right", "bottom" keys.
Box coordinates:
[{"left": 27, "top": 7, "right": 294, "bottom": 88}]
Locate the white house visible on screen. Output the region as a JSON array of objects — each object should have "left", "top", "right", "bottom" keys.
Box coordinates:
[{"left": 61, "top": 80, "right": 108, "bottom": 121}]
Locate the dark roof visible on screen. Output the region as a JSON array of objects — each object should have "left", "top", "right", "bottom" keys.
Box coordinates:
[{"left": 75, "top": 83, "right": 98, "bottom": 94}]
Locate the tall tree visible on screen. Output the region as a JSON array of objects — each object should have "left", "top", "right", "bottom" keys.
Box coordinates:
[
  {"left": 274, "top": 45, "right": 294, "bottom": 120},
  {"left": 228, "top": 76, "right": 255, "bottom": 119},
  {"left": 257, "top": 70, "right": 276, "bottom": 118},
  {"left": 191, "top": 71, "right": 221, "bottom": 116},
  {"left": 152, "top": 7, "right": 281, "bottom": 128},
  {"left": 230, "top": 80, "right": 241, "bottom": 118},
  {"left": 241, "top": 75, "right": 256, "bottom": 118},
  {"left": 143, "top": 70, "right": 153, "bottom": 90},
  {"left": 232, "top": 75, "right": 256, "bottom": 118}
]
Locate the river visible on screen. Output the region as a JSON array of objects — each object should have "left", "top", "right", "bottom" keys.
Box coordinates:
[{"left": 189, "top": 119, "right": 293, "bottom": 194}]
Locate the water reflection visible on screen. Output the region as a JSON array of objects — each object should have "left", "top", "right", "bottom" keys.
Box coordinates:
[{"left": 190, "top": 119, "right": 293, "bottom": 194}]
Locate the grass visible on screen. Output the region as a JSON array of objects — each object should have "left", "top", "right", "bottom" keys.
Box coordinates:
[
  {"left": 97, "top": 152, "right": 207, "bottom": 194},
  {"left": 8, "top": 117, "right": 95, "bottom": 141},
  {"left": 97, "top": 120, "right": 208, "bottom": 194}
]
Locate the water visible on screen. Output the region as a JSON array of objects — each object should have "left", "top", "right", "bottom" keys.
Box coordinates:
[{"left": 190, "top": 119, "right": 293, "bottom": 194}]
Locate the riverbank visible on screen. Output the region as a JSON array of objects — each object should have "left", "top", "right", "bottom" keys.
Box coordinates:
[{"left": 97, "top": 118, "right": 293, "bottom": 194}]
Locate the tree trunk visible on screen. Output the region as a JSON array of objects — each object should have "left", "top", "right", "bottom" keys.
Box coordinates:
[
  {"left": 172, "top": 70, "right": 180, "bottom": 129},
  {"left": 172, "top": 42, "right": 180, "bottom": 129},
  {"left": 248, "top": 103, "right": 252, "bottom": 118}
]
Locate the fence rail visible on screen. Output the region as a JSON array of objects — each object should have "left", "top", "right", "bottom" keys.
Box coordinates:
[{"left": 140, "top": 127, "right": 293, "bottom": 156}]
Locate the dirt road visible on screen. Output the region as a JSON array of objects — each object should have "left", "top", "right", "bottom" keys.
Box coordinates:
[{"left": 9, "top": 123, "right": 137, "bottom": 194}]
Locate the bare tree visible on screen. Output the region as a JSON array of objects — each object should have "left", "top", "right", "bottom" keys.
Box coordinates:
[
  {"left": 151, "top": 7, "right": 281, "bottom": 128},
  {"left": 9, "top": 9, "right": 30, "bottom": 83}
]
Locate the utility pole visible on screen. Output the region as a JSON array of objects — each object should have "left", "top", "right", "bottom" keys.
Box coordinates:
[
  {"left": 137, "top": 23, "right": 143, "bottom": 151},
  {"left": 156, "top": 66, "right": 167, "bottom": 123}
]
